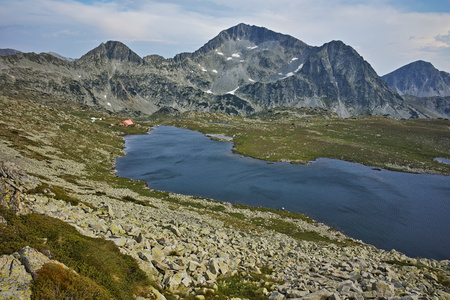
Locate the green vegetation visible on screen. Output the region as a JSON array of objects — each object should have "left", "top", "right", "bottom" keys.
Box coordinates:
[
  {"left": 250, "top": 217, "right": 332, "bottom": 244},
  {"left": 27, "top": 183, "right": 88, "bottom": 207},
  {"left": 120, "top": 195, "right": 157, "bottom": 208},
  {"left": 31, "top": 263, "right": 111, "bottom": 300},
  {"left": 177, "top": 269, "right": 278, "bottom": 300},
  {"left": 215, "top": 274, "right": 269, "bottom": 300},
  {"left": 0, "top": 206, "right": 153, "bottom": 299}
]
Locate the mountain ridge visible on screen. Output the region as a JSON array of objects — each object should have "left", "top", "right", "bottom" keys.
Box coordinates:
[{"left": 0, "top": 24, "right": 448, "bottom": 119}]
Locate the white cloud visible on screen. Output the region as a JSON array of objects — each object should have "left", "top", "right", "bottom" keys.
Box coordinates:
[{"left": 436, "top": 31, "right": 450, "bottom": 46}]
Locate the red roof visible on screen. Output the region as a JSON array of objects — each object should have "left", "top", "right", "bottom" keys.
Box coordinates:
[{"left": 122, "top": 119, "right": 133, "bottom": 126}]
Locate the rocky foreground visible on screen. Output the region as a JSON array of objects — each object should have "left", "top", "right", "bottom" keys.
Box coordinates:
[{"left": 1, "top": 158, "right": 450, "bottom": 299}]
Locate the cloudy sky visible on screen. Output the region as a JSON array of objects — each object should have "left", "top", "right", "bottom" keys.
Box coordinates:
[{"left": 1, "top": 0, "right": 449, "bottom": 75}]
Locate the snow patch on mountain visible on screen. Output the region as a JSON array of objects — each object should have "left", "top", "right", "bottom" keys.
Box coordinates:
[
  {"left": 295, "top": 64, "right": 304, "bottom": 72},
  {"left": 227, "top": 86, "right": 239, "bottom": 95}
]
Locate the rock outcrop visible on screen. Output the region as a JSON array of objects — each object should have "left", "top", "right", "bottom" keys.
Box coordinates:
[
  {"left": 0, "top": 254, "right": 32, "bottom": 300},
  {"left": 0, "top": 246, "right": 58, "bottom": 300},
  {"left": 0, "top": 161, "right": 38, "bottom": 214}
]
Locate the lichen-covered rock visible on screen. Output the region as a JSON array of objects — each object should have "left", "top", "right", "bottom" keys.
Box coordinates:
[
  {"left": 268, "top": 291, "right": 285, "bottom": 300},
  {"left": 372, "top": 281, "right": 395, "bottom": 298},
  {"left": 300, "top": 289, "right": 333, "bottom": 300},
  {"left": 0, "top": 161, "right": 38, "bottom": 215},
  {"left": 0, "top": 254, "right": 32, "bottom": 300},
  {"left": 19, "top": 246, "right": 51, "bottom": 278}
]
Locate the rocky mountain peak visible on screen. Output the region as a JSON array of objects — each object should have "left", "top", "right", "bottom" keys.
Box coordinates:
[
  {"left": 78, "top": 40, "right": 143, "bottom": 64},
  {"left": 382, "top": 60, "right": 450, "bottom": 97},
  {"left": 175, "top": 24, "right": 309, "bottom": 61},
  {"left": 218, "top": 23, "right": 302, "bottom": 46}
]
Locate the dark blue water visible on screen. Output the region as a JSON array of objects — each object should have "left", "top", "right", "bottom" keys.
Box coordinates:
[{"left": 116, "top": 126, "right": 450, "bottom": 260}]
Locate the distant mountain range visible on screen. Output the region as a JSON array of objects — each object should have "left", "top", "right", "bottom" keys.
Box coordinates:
[
  {"left": 0, "top": 23, "right": 449, "bottom": 118},
  {"left": 0, "top": 48, "right": 22, "bottom": 56},
  {"left": 0, "top": 49, "right": 74, "bottom": 62}
]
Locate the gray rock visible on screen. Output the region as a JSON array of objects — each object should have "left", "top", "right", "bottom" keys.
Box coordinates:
[
  {"left": 372, "top": 281, "right": 395, "bottom": 298},
  {"left": 19, "top": 246, "right": 51, "bottom": 278},
  {"left": 152, "top": 260, "right": 169, "bottom": 275},
  {"left": 286, "top": 289, "right": 309, "bottom": 298},
  {"left": 300, "top": 289, "right": 333, "bottom": 300},
  {"left": 138, "top": 252, "right": 149, "bottom": 261},
  {"left": 0, "top": 24, "right": 431, "bottom": 119},
  {"left": 382, "top": 60, "right": 450, "bottom": 97},
  {"left": 269, "top": 291, "right": 286, "bottom": 300},
  {"left": 21, "top": 172, "right": 450, "bottom": 300},
  {"left": 0, "top": 254, "right": 32, "bottom": 300},
  {"left": 164, "top": 224, "right": 182, "bottom": 237},
  {"left": 328, "top": 292, "right": 342, "bottom": 300}
]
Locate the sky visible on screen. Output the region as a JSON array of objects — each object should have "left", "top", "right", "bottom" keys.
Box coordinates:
[{"left": 1, "top": 0, "right": 449, "bottom": 75}]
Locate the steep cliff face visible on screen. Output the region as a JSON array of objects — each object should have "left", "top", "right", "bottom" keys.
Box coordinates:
[
  {"left": 0, "top": 24, "right": 446, "bottom": 118},
  {"left": 382, "top": 60, "right": 450, "bottom": 97},
  {"left": 236, "top": 40, "right": 407, "bottom": 118}
]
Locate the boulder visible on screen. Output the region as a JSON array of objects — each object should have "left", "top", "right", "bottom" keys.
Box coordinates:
[
  {"left": 138, "top": 252, "right": 149, "bottom": 261},
  {"left": 19, "top": 246, "right": 51, "bottom": 278},
  {"left": 268, "top": 291, "right": 286, "bottom": 300},
  {"left": 300, "top": 289, "right": 333, "bottom": 300},
  {"left": 152, "top": 260, "right": 169, "bottom": 275},
  {"left": 372, "top": 281, "right": 395, "bottom": 298},
  {"left": 0, "top": 254, "right": 32, "bottom": 300},
  {"left": 286, "top": 289, "right": 309, "bottom": 298}
]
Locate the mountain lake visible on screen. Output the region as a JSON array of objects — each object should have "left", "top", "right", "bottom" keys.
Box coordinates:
[{"left": 115, "top": 126, "right": 450, "bottom": 260}]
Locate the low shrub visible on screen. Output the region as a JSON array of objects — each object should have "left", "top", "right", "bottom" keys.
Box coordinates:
[{"left": 31, "top": 263, "right": 111, "bottom": 300}]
